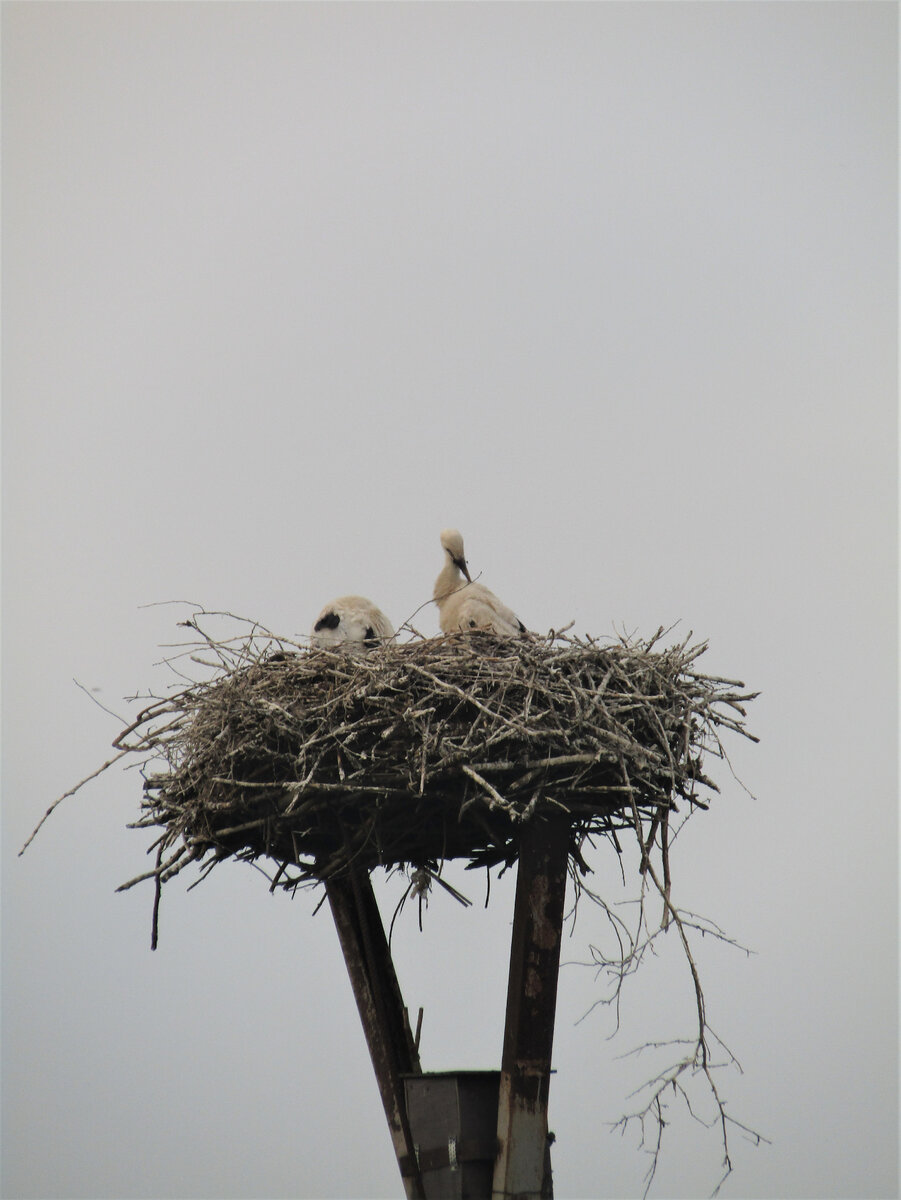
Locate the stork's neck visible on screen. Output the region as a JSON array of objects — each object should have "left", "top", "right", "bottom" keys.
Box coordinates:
[{"left": 434, "top": 555, "right": 466, "bottom": 602}]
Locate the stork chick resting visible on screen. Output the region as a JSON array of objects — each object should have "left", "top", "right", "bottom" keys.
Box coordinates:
[
  {"left": 433, "top": 528, "right": 526, "bottom": 635},
  {"left": 311, "top": 596, "right": 394, "bottom": 650}
]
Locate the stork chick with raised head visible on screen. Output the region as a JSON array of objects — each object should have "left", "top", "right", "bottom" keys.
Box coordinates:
[
  {"left": 311, "top": 596, "right": 394, "bottom": 650},
  {"left": 433, "top": 528, "right": 526, "bottom": 635}
]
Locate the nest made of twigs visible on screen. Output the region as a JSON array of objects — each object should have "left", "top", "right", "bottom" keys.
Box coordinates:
[{"left": 114, "top": 625, "right": 756, "bottom": 898}]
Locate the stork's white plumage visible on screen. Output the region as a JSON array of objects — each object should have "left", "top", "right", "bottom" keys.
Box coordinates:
[
  {"left": 433, "top": 528, "right": 526, "bottom": 636},
  {"left": 311, "top": 595, "right": 394, "bottom": 650}
]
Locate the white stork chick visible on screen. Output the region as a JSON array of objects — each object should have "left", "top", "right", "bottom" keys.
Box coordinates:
[
  {"left": 433, "top": 528, "right": 526, "bottom": 636},
  {"left": 311, "top": 595, "right": 394, "bottom": 651}
]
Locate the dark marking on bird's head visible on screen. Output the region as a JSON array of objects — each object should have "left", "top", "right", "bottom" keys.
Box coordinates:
[{"left": 314, "top": 611, "right": 341, "bottom": 632}]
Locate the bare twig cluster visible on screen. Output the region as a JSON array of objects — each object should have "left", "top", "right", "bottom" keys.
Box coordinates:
[
  {"left": 75, "top": 614, "right": 755, "bottom": 904},
  {"left": 570, "top": 779, "right": 769, "bottom": 1197},
  {"left": 24, "top": 611, "right": 757, "bottom": 901},
  {"left": 576, "top": 866, "right": 769, "bottom": 1197}
]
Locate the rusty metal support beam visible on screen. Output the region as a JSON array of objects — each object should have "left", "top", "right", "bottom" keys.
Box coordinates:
[
  {"left": 326, "top": 871, "right": 426, "bottom": 1200},
  {"left": 492, "top": 818, "right": 570, "bottom": 1200}
]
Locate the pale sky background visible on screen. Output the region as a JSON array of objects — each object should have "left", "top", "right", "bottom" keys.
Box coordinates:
[{"left": 2, "top": 3, "right": 898, "bottom": 1199}]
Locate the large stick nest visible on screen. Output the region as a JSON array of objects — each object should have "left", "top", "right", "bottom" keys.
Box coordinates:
[{"left": 114, "top": 621, "right": 757, "bottom": 896}]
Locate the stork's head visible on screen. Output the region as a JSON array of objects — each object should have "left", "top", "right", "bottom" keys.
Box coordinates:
[
  {"left": 310, "top": 595, "right": 393, "bottom": 650},
  {"left": 440, "top": 528, "right": 471, "bottom": 582}
]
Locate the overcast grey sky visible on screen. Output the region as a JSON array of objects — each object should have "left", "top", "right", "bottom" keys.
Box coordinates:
[{"left": 3, "top": 3, "right": 897, "bottom": 1198}]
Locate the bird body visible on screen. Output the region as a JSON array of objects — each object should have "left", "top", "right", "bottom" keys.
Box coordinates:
[
  {"left": 311, "top": 595, "right": 394, "bottom": 650},
  {"left": 433, "top": 529, "right": 526, "bottom": 635}
]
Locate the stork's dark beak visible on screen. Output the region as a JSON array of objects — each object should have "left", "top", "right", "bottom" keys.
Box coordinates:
[{"left": 457, "top": 556, "right": 472, "bottom": 583}]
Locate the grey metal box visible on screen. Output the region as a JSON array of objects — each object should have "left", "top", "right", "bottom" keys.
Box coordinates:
[{"left": 403, "top": 1071, "right": 500, "bottom": 1199}]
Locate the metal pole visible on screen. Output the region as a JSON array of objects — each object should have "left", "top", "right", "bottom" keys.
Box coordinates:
[
  {"left": 326, "top": 871, "right": 426, "bottom": 1200},
  {"left": 492, "top": 817, "right": 570, "bottom": 1200}
]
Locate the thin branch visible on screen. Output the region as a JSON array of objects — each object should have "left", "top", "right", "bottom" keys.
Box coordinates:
[{"left": 19, "top": 748, "right": 132, "bottom": 855}]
